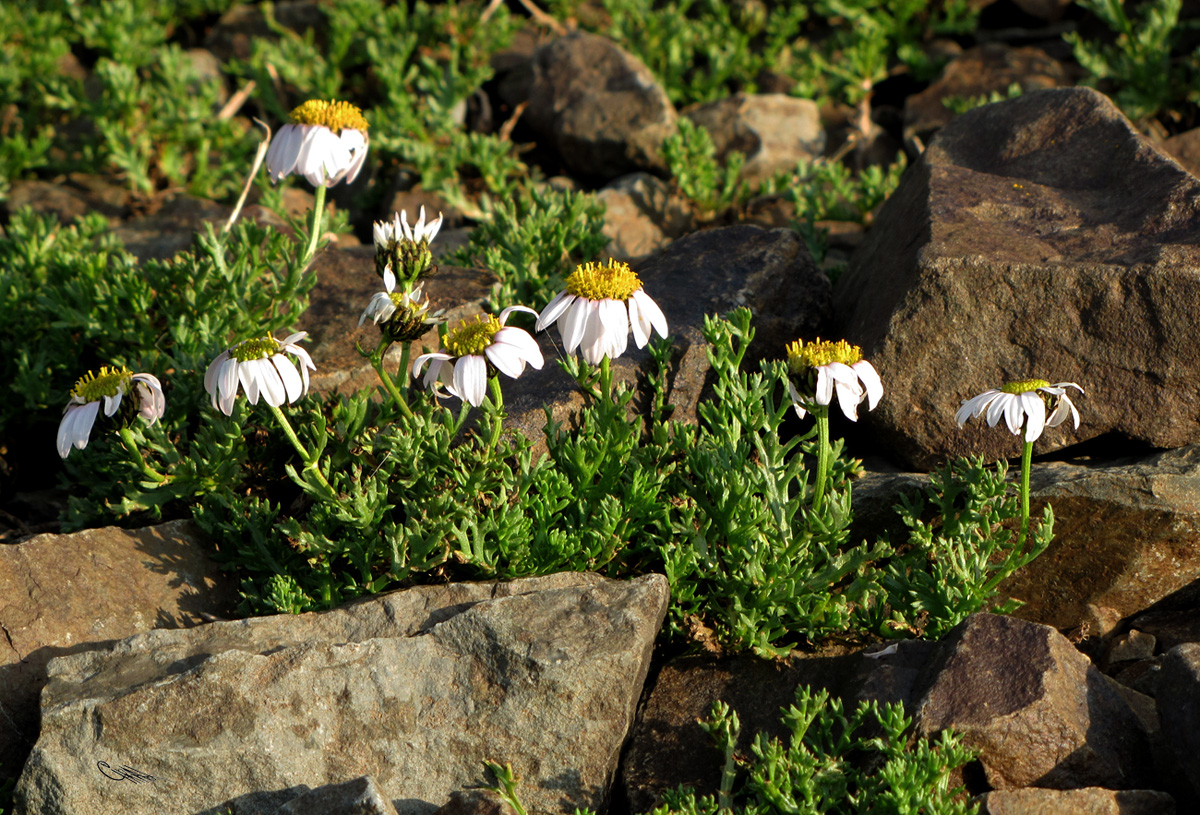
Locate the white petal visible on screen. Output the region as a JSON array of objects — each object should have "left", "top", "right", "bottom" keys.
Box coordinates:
[
  {"left": 102, "top": 390, "right": 123, "bottom": 417},
  {"left": 412, "top": 351, "right": 452, "bottom": 380},
  {"left": 273, "top": 355, "right": 304, "bottom": 404},
  {"left": 1020, "top": 392, "right": 1046, "bottom": 442},
  {"left": 218, "top": 357, "right": 240, "bottom": 415},
  {"left": 814, "top": 367, "right": 834, "bottom": 406},
  {"left": 486, "top": 341, "right": 528, "bottom": 379},
  {"left": 497, "top": 305, "right": 539, "bottom": 325},
  {"left": 628, "top": 293, "right": 649, "bottom": 348},
  {"left": 631, "top": 289, "right": 667, "bottom": 339},
  {"left": 238, "top": 359, "right": 262, "bottom": 405},
  {"left": 265, "top": 124, "right": 304, "bottom": 183},
  {"left": 833, "top": 378, "right": 866, "bottom": 421},
  {"left": 492, "top": 327, "right": 544, "bottom": 369},
  {"left": 59, "top": 400, "right": 101, "bottom": 458},
  {"left": 984, "top": 392, "right": 1012, "bottom": 429},
  {"left": 536, "top": 290, "right": 573, "bottom": 331},
  {"left": 598, "top": 299, "right": 629, "bottom": 359},
  {"left": 132, "top": 374, "right": 166, "bottom": 424},
  {"left": 454, "top": 354, "right": 488, "bottom": 407},
  {"left": 560, "top": 298, "right": 593, "bottom": 354},
  {"left": 203, "top": 351, "right": 227, "bottom": 398},
  {"left": 852, "top": 360, "right": 883, "bottom": 411}
]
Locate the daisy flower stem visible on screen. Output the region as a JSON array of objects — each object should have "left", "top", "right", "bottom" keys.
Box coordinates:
[
  {"left": 369, "top": 338, "right": 415, "bottom": 421},
  {"left": 1018, "top": 437, "right": 1033, "bottom": 549},
  {"left": 118, "top": 426, "right": 168, "bottom": 484},
  {"left": 487, "top": 374, "right": 505, "bottom": 450},
  {"left": 301, "top": 183, "right": 328, "bottom": 266},
  {"left": 813, "top": 405, "right": 832, "bottom": 514},
  {"left": 266, "top": 404, "right": 337, "bottom": 498},
  {"left": 600, "top": 355, "right": 614, "bottom": 402}
]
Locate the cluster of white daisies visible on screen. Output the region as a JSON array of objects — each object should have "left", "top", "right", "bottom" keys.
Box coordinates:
[{"left": 58, "top": 98, "right": 1083, "bottom": 466}]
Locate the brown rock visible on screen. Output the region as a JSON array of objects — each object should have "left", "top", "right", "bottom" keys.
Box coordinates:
[
  {"left": 1161, "top": 128, "right": 1200, "bottom": 178},
  {"left": 0, "top": 520, "right": 238, "bottom": 782},
  {"left": 977, "top": 787, "right": 1176, "bottom": 815},
  {"left": 508, "top": 31, "right": 677, "bottom": 181},
  {"left": 836, "top": 88, "right": 1200, "bottom": 469},
  {"left": 596, "top": 173, "right": 693, "bottom": 261},
  {"left": 276, "top": 775, "right": 400, "bottom": 815},
  {"left": 914, "top": 613, "right": 1155, "bottom": 790},
  {"left": 685, "top": 93, "right": 825, "bottom": 187},
  {"left": 1156, "top": 643, "right": 1200, "bottom": 805}
]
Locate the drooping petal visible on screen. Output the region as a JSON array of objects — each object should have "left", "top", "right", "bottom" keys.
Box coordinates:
[
  {"left": 983, "top": 392, "right": 1011, "bottom": 429},
  {"left": 787, "top": 381, "right": 809, "bottom": 420},
  {"left": 536, "top": 290, "right": 574, "bottom": 331},
  {"left": 486, "top": 339, "right": 528, "bottom": 379},
  {"left": 102, "top": 390, "right": 124, "bottom": 417},
  {"left": 631, "top": 289, "right": 667, "bottom": 339},
  {"left": 58, "top": 400, "right": 101, "bottom": 458},
  {"left": 597, "top": 299, "right": 629, "bottom": 360},
  {"left": 453, "top": 354, "right": 488, "bottom": 407},
  {"left": 814, "top": 367, "right": 834, "bottom": 406},
  {"left": 412, "top": 351, "right": 452, "bottom": 380},
  {"left": 273, "top": 355, "right": 304, "bottom": 404},
  {"left": 132, "top": 374, "right": 166, "bottom": 424},
  {"left": 492, "top": 327, "right": 544, "bottom": 370},
  {"left": 1001, "top": 393, "right": 1026, "bottom": 435},
  {"left": 852, "top": 360, "right": 883, "bottom": 411},
  {"left": 1046, "top": 393, "right": 1080, "bottom": 430},
  {"left": 559, "top": 298, "right": 592, "bottom": 354},
  {"left": 238, "top": 358, "right": 263, "bottom": 405},
  {"left": 833, "top": 378, "right": 867, "bottom": 421},
  {"left": 265, "top": 124, "right": 304, "bottom": 182},
  {"left": 1020, "top": 392, "right": 1047, "bottom": 442},
  {"left": 217, "top": 357, "right": 240, "bottom": 415},
  {"left": 628, "top": 294, "right": 649, "bottom": 348},
  {"left": 497, "top": 305, "right": 540, "bottom": 325}
]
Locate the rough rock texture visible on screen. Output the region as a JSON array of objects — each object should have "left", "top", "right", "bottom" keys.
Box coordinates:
[
  {"left": 0, "top": 520, "right": 238, "bottom": 783},
  {"left": 999, "top": 445, "right": 1200, "bottom": 633},
  {"left": 14, "top": 572, "right": 668, "bottom": 815},
  {"left": 1156, "top": 644, "right": 1200, "bottom": 805},
  {"left": 914, "top": 613, "right": 1154, "bottom": 790},
  {"left": 977, "top": 787, "right": 1176, "bottom": 815},
  {"left": 275, "top": 775, "right": 399, "bottom": 815},
  {"left": 685, "top": 93, "right": 825, "bottom": 187},
  {"left": 1162, "top": 127, "right": 1200, "bottom": 178},
  {"left": 621, "top": 641, "right": 936, "bottom": 812},
  {"left": 506, "top": 31, "right": 677, "bottom": 181},
  {"left": 835, "top": 87, "right": 1200, "bottom": 469},
  {"left": 904, "top": 44, "right": 1069, "bottom": 142}
]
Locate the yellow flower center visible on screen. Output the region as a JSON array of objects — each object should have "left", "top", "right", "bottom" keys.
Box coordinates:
[
  {"left": 565, "top": 259, "right": 643, "bottom": 301},
  {"left": 444, "top": 314, "right": 501, "bottom": 357},
  {"left": 71, "top": 366, "right": 131, "bottom": 401},
  {"left": 229, "top": 336, "right": 282, "bottom": 363},
  {"left": 288, "top": 99, "right": 369, "bottom": 133},
  {"left": 1000, "top": 378, "right": 1051, "bottom": 394},
  {"left": 785, "top": 338, "right": 862, "bottom": 374}
]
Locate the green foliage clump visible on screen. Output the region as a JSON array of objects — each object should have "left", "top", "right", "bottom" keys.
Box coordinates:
[
  {"left": 661, "top": 119, "right": 746, "bottom": 216},
  {"left": 859, "top": 457, "right": 1054, "bottom": 640},
  {"left": 1064, "top": 0, "right": 1196, "bottom": 124},
  {"left": 658, "top": 689, "right": 978, "bottom": 815}
]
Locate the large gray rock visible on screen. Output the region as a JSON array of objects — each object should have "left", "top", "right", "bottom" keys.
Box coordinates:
[
  {"left": 914, "top": 613, "right": 1155, "bottom": 790},
  {"left": 0, "top": 520, "right": 238, "bottom": 783},
  {"left": 275, "top": 775, "right": 398, "bottom": 815},
  {"left": 14, "top": 572, "right": 668, "bottom": 815},
  {"left": 835, "top": 87, "right": 1200, "bottom": 469},
  {"left": 504, "top": 31, "right": 677, "bottom": 181}
]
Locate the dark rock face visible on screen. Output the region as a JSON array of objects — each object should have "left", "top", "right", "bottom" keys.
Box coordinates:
[
  {"left": 1156, "top": 644, "right": 1200, "bottom": 805},
  {"left": 507, "top": 31, "right": 677, "bottom": 182},
  {"left": 836, "top": 87, "right": 1200, "bottom": 469},
  {"left": 913, "top": 614, "right": 1155, "bottom": 791}
]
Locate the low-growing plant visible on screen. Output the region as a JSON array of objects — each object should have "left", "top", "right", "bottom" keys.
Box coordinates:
[
  {"left": 941, "top": 82, "right": 1024, "bottom": 115},
  {"left": 661, "top": 118, "right": 747, "bottom": 217}
]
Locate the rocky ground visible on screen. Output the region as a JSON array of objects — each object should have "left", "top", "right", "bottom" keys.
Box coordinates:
[{"left": 6, "top": 6, "right": 1200, "bottom": 815}]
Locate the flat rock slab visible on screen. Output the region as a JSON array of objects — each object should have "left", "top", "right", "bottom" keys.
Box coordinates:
[
  {"left": 0, "top": 520, "right": 238, "bottom": 782},
  {"left": 836, "top": 87, "right": 1200, "bottom": 469},
  {"left": 977, "top": 787, "right": 1176, "bottom": 815},
  {"left": 14, "top": 572, "right": 668, "bottom": 815}
]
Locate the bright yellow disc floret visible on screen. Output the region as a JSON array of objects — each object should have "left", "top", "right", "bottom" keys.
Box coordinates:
[
  {"left": 785, "top": 338, "right": 863, "bottom": 374},
  {"left": 565, "top": 258, "right": 643, "bottom": 302},
  {"left": 1000, "top": 378, "right": 1051, "bottom": 394},
  {"left": 288, "top": 99, "right": 369, "bottom": 133},
  {"left": 444, "top": 314, "right": 501, "bottom": 357},
  {"left": 70, "top": 366, "right": 132, "bottom": 400}
]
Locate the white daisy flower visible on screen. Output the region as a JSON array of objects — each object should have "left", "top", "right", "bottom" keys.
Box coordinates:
[
  {"left": 57, "top": 366, "right": 165, "bottom": 458},
  {"left": 955, "top": 379, "right": 1083, "bottom": 443},
  {"left": 535, "top": 258, "right": 668, "bottom": 364},
  {"left": 204, "top": 332, "right": 317, "bottom": 416},
  {"left": 265, "top": 99, "right": 369, "bottom": 188},
  {"left": 785, "top": 338, "right": 882, "bottom": 422},
  {"left": 412, "top": 307, "right": 544, "bottom": 407},
  {"left": 373, "top": 205, "right": 444, "bottom": 289}
]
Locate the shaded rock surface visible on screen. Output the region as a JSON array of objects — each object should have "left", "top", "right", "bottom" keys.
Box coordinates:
[
  {"left": 275, "top": 775, "right": 399, "bottom": 815},
  {"left": 977, "top": 787, "right": 1176, "bottom": 815},
  {"left": 1155, "top": 644, "right": 1200, "bottom": 805},
  {"left": 14, "top": 572, "right": 668, "bottom": 815},
  {"left": 914, "top": 613, "right": 1154, "bottom": 790},
  {"left": 504, "top": 31, "right": 677, "bottom": 181},
  {"left": 835, "top": 87, "right": 1200, "bottom": 469},
  {"left": 596, "top": 172, "right": 693, "bottom": 261},
  {"left": 0, "top": 520, "right": 238, "bottom": 782}
]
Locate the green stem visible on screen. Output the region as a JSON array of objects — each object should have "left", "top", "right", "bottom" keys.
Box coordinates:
[
  {"left": 487, "top": 374, "right": 504, "bottom": 450},
  {"left": 812, "top": 405, "right": 831, "bottom": 514},
  {"left": 1018, "top": 437, "right": 1033, "bottom": 550},
  {"left": 267, "top": 403, "right": 336, "bottom": 499},
  {"left": 118, "top": 425, "right": 168, "bottom": 484},
  {"left": 370, "top": 338, "right": 414, "bottom": 420},
  {"left": 301, "top": 183, "right": 327, "bottom": 266},
  {"left": 600, "top": 354, "right": 613, "bottom": 403}
]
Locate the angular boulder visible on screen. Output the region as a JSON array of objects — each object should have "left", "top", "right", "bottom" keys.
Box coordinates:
[
  {"left": 14, "top": 572, "right": 668, "bottom": 815},
  {"left": 914, "top": 613, "right": 1155, "bottom": 790},
  {"left": 835, "top": 87, "right": 1200, "bottom": 469}
]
